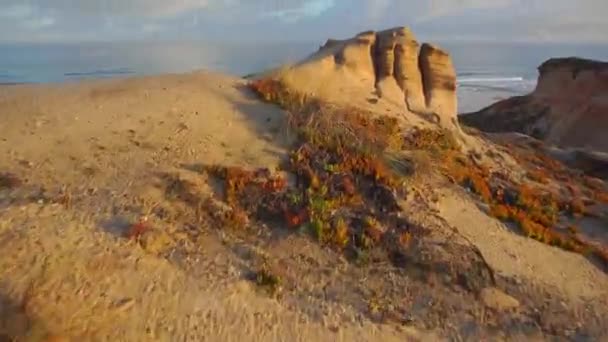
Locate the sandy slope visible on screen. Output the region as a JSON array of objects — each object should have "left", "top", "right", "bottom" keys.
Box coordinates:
[
  {"left": 0, "top": 68, "right": 607, "bottom": 340},
  {"left": 436, "top": 188, "right": 608, "bottom": 304},
  {"left": 0, "top": 72, "right": 442, "bottom": 341},
  {"left": 0, "top": 204, "right": 434, "bottom": 341}
]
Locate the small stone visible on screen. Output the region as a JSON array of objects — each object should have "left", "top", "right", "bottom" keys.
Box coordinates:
[
  {"left": 480, "top": 287, "right": 520, "bottom": 311},
  {"left": 19, "top": 160, "right": 34, "bottom": 168},
  {"left": 114, "top": 298, "right": 136, "bottom": 312}
]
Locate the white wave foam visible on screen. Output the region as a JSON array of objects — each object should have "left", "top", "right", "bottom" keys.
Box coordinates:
[{"left": 457, "top": 76, "right": 524, "bottom": 84}]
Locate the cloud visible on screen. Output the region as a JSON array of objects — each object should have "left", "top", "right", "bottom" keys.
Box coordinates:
[
  {"left": 423, "top": 0, "right": 513, "bottom": 19},
  {"left": 418, "top": 0, "right": 608, "bottom": 43},
  {"left": 362, "top": 0, "right": 514, "bottom": 23},
  {"left": 18, "top": 0, "right": 213, "bottom": 18},
  {"left": 0, "top": 4, "right": 33, "bottom": 18},
  {"left": 6, "top": 0, "right": 336, "bottom": 19},
  {"left": 0, "top": 3, "right": 56, "bottom": 33},
  {"left": 22, "top": 16, "right": 55, "bottom": 29},
  {"left": 263, "top": 0, "right": 336, "bottom": 22},
  {"left": 1, "top": 0, "right": 608, "bottom": 43},
  {"left": 364, "top": 0, "right": 392, "bottom": 22}
]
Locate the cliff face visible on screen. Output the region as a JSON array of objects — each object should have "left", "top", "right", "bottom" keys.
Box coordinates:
[
  {"left": 270, "top": 27, "right": 459, "bottom": 131},
  {"left": 460, "top": 57, "right": 608, "bottom": 153}
]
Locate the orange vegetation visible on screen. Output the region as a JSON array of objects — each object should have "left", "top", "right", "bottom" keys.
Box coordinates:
[
  {"left": 232, "top": 77, "right": 608, "bottom": 265},
  {"left": 440, "top": 143, "right": 607, "bottom": 264},
  {"left": 201, "top": 78, "right": 419, "bottom": 255}
]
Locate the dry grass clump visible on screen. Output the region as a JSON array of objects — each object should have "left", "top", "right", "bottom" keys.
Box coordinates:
[
  {"left": 402, "top": 127, "right": 459, "bottom": 152},
  {"left": 254, "top": 266, "right": 283, "bottom": 296},
  {"left": 527, "top": 169, "right": 550, "bottom": 184},
  {"left": 441, "top": 152, "right": 493, "bottom": 203},
  {"left": 250, "top": 78, "right": 310, "bottom": 112}
]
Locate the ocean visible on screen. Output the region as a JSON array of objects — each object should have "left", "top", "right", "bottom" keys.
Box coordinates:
[{"left": 1, "top": 41, "right": 607, "bottom": 113}]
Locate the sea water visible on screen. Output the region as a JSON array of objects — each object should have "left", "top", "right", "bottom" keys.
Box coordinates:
[{"left": 1, "top": 41, "right": 606, "bottom": 113}]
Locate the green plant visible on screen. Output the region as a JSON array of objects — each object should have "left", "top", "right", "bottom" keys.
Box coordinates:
[{"left": 255, "top": 267, "right": 283, "bottom": 296}]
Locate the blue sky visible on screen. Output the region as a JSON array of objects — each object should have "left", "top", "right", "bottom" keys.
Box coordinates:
[{"left": 1, "top": 0, "right": 607, "bottom": 43}]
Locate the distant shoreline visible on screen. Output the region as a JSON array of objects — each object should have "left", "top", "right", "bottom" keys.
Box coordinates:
[{"left": 0, "top": 82, "right": 26, "bottom": 86}]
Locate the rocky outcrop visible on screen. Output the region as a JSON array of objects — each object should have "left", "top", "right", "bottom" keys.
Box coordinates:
[
  {"left": 272, "top": 26, "right": 459, "bottom": 130},
  {"left": 460, "top": 57, "right": 608, "bottom": 153},
  {"left": 419, "top": 44, "right": 457, "bottom": 123},
  {"left": 459, "top": 96, "right": 551, "bottom": 139}
]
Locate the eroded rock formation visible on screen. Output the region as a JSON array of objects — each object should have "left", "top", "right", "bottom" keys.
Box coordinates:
[
  {"left": 272, "top": 26, "right": 458, "bottom": 130},
  {"left": 419, "top": 43, "right": 457, "bottom": 122},
  {"left": 460, "top": 57, "right": 608, "bottom": 153}
]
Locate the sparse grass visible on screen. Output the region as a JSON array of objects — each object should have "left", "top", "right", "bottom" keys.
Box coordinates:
[
  {"left": 402, "top": 127, "right": 459, "bottom": 153},
  {"left": 250, "top": 78, "right": 309, "bottom": 112},
  {"left": 254, "top": 267, "right": 283, "bottom": 296},
  {"left": 527, "top": 169, "right": 550, "bottom": 184}
]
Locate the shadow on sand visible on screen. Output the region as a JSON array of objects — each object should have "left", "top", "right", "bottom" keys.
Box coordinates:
[{"left": 0, "top": 290, "right": 50, "bottom": 341}]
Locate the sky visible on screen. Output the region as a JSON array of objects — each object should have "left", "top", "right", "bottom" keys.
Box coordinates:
[{"left": 1, "top": 0, "right": 608, "bottom": 44}]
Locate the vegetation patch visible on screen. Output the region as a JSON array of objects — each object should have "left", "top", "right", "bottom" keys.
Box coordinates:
[
  {"left": 188, "top": 79, "right": 429, "bottom": 260},
  {"left": 440, "top": 143, "right": 608, "bottom": 266},
  {"left": 191, "top": 78, "right": 608, "bottom": 267}
]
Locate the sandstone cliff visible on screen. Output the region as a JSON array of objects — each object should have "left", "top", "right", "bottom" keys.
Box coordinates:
[
  {"left": 460, "top": 57, "right": 608, "bottom": 153},
  {"left": 267, "top": 27, "right": 459, "bottom": 131}
]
